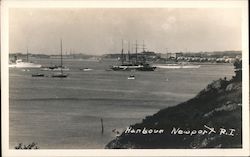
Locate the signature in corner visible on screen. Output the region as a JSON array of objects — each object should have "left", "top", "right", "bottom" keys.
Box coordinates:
[{"left": 15, "top": 142, "right": 39, "bottom": 149}]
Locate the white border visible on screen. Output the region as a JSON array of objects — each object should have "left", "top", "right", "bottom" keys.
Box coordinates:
[{"left": 1, "top": 1, "right": 249, "bottom": 156}]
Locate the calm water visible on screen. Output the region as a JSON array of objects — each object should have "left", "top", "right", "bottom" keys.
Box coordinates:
[{"left": 9, "top": 59, "right": 235, "bottom": 149}]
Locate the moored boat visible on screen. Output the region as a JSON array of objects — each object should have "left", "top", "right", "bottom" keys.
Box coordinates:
[
  {"left": 80, "top": 68, "right": 93, "bottom": 71},
  {"left": 32, "top": 73, "right": 45, "bottom": 77},
  {"left": 128, "top": 75, "right": 135, "bottom": 80},
  {"left": 52, "top": 73, "right": 68, "bottom": 78},
  {"left": 51, "top": 39, "right": 69, "bottom": 78}
]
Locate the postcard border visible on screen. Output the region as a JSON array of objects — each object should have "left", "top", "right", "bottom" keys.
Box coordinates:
[{"left": 1, "top": 0, "right": 249, "bottom": 156}]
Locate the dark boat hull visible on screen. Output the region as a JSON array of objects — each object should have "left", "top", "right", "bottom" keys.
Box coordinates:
[
  {"left": 32, "top": 74, "right": 45, "bottom": 77},
  {"left": 111, "top": 64, "right": 156, "bottom": 71},
  {"left": 137, "top": 66, "right": 156, "bottom": 71},
  {"left": 52, "top": 74, "right": 68, "bottom": 78}
]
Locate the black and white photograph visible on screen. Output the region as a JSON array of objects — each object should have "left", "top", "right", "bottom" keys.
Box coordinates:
[{"left": 1, "top": 0, "right": 249, "bottom": 156}]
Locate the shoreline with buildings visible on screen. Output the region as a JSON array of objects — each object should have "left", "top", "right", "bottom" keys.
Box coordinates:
[{"left": 9, "top": 50, "right": 241, "bottom": 64}]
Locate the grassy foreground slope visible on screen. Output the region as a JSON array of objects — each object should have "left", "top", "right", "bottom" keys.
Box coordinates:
[{"left": 106, "top": 62, "right": 242, "bottom": 149}]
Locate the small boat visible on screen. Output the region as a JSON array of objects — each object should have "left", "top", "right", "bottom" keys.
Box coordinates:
[
  {"left": 32, "top": 73, "right": 45, "bottom": 77},
  {"left": 80, "top": 68, "right": 93, "bottom": 71},
  {"left": 41, "top": 65, "right": 58, "bottom": 71},
  {"left": 128, "top": 75, "right": 135, "bottom": 80},
  {"left": 52, "top": 73, "right": 68, "bottom": 78}
]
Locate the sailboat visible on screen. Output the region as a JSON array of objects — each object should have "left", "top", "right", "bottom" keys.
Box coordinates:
[{"left": 52, "top": 39, "right": 68, "bottom": 78}]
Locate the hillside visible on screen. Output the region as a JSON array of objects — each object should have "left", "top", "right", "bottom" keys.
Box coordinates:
[{"left": 106, "top": 63, "right": 242, "bottom": 149}]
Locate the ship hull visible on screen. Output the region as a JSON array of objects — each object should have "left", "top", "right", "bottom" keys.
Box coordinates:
[
  {"left": 51, "top": 74, "right": 68, "bottom": 78},
  {"left": 32, "top": 74, "right": 45, "bottom": 77},
  {"left": 111, "top": 64, "right": 156, "bottom": 71}
]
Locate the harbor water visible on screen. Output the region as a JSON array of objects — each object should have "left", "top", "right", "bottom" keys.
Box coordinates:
[{"left": 9, "top": 59, "right": 235, "bottom": 149}]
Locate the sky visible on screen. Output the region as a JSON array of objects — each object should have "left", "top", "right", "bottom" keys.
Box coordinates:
[{"left": 9, "top": 8, "right": 242, "bottom": 55}]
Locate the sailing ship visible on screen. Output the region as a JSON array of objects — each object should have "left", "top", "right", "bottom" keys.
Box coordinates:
[
  {"left": 52, "top": 39, "right": 68, "bottom": 78},
  {"left": 41, "top": 61, "right": 69, "bottom": 71},
  {"left": 9, "top": 48, "right": 42, "bottom": 68},
  {"left": 111, "top": 40, "right": 156, "bottom": 71}
]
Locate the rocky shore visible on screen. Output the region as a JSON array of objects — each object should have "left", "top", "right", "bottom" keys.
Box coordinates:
[{"left": 106, "top": 61, "right": 242, "bottom": 149}]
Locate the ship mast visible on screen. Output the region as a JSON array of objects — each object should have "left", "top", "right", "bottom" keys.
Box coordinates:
[
  {"left": 26, "top": 47, "right": 29, "bottom": 62},
  {"left": 135, "top": 40, "right": 138, "bottom": 63},
  {"left": 128, "top": 40, "right": 130, "bottom": 63},
  {"left": 60, "top": 39, "right": 63, "bottom": 74},
  {"left": 142, "top": 40, "right": 146, "bottom": 52},
  {"left": 121, "top": 39, "right": 124, "bottom": 64}
]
